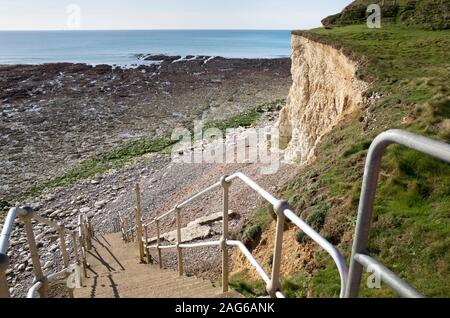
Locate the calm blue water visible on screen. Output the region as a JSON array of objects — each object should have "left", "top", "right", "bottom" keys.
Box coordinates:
[{"left": 0, "top": 30, "right": 291, "bottom": 66}]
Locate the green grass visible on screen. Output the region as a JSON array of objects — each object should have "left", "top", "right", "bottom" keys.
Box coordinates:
[
  {"left": 229, "top": 271, "right": 266, "bottom": 298},
  {"left": 230, "top": 270, "right": 310, "bottom": 298},
  {"left": 204, "top": 99, "right": 285, "bottom": 132},
  {"left": 12, "top": 136, "right": 177, "bottom": 203},
  {"left": 235, "top": 24, "right": 449, "bottom": 298},
  {"left": 281, "top": 274, "right": 309, "bottom": 298},
  {"left": 237, "top": 204, "right": 276, "bottom": 248},
  {"left": 203, "top": 110, "right": 261, "bottom": 132}
]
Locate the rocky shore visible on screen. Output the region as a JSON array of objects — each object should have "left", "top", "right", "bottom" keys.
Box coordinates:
[
  {"left": 0, "top": 56, "right": 292, "bottom": 297},
  {"left": 0, "top": 56, "right": 291, "bottom": 203}
]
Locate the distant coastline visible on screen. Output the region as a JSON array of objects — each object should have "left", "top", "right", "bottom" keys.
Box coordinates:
[{"left": 0, "top": 30, "right": 291, "bottom": 66}]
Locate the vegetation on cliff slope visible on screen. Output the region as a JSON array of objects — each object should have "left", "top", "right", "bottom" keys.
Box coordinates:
[
  {"left": 322, "top": 0, "right": 449, "bottom": 30},
  {"left": 232, "top": 23, "right": 449, "bottom": 297}
]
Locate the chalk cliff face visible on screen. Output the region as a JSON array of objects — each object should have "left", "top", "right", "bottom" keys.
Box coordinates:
[{"left": 277, "top": 34, "right": 369, "bottom": 164}]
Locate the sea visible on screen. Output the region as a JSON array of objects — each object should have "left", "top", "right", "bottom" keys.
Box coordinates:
[{"left": 0, "top": 30, "right": 291, "bottom": 66}]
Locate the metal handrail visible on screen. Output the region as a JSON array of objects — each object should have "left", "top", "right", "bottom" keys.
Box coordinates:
[
  {"left": 227, "top": 240, "right": 271, "bottom": 285},
  {"left": 131, "top": 172, "right": 349, "bottom": 298},
  {"left": 117, "top": 129, "right": 447, "bottom": 298},
  {"left": 0, "top": 206, "right": 93, "bottom": 298},
  {"left": 27, "top": 281, "right": 43, "bottom": 298},
  {"left": 226, "top": 173, "right": 348, "bottom": 297},
  {"left": 346, "top": 129, "right": 450, "bottom": 298},
  {"left": 27, "top": 267, "right": 73, "bottom": 298},
  {"left": 143, "top": 181, "right": 222, "bottom": 227}
]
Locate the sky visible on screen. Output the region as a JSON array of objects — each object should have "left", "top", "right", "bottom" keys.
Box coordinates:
[{"left": 0, "top": 0, "right": 353, "bottom": 31}]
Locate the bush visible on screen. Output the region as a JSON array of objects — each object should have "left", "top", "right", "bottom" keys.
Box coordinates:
[
  {"left": 321, "top": 0, "right": 450, "bottom": 30},
  {"left": 241, "top": 225, "right": 262, "bottom": 248},
  {"left": 295, "top": 230, "right": 311, "bottom": 244},
  {"left": 306, "top": 204, "right": 331, "bottom": 230}
]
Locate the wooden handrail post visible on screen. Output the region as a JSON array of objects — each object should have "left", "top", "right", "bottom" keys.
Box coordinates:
[
  {"left": 131, "top": 222, "right": 135, "bottom": 242},
  {"left": 123, "top": 215, "right": 129, "bottom": 243},
  {"left": 135, "top": 184, "right": 145, "bottom": 263},
  {"left": 120, "top": 219, "right": 125, "bottom": 241},
  {"left": 79, "top": 236, "right": 88, "bottom": 278},
  {"left": 268, "top": 200, "right": 287, "bottom": 297},
  {"left": 144, "top": 225, "right": 151, "bottom": 264},
  {"left": 71, "top": 232, "right": 79, "bottom": 265},
  {"left": 129, "top": 215, "right": 134, "bottom": 242},
  {"left": 71, "top": 232, "right": 82, "bottom": 286},
  {"left": 20, "top": 214, "right": 48, "bottom": 298},
  {"left": 83, "top": 219, "right": 92, "bottom": 251},
  {"left": 123, "top": 217, "right": 130, "bottom": 243},
  {"left": 58, "top": 225, "right": 74, "bottom": 298},
  {"left": 175, "top": 207, "right": 183, "bottom": 276},
  {"left": 78, "top": 215, "right": 84, "bottom": 248},
  {"left": 122, "top": 217, "right": 127, "bottom": 242},
  {"left": 220, "top": 176, "right": 231, "bottom": 293},
  {"left": 156, "top": 219, "right": 163, "bottom": 269},
  {"left": 88, "top": 218, "right": 94, "bottom": 238}
]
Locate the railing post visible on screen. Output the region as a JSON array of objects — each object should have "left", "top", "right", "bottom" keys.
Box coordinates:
[
  {"left": 267, "top": 200, "right": 287, "bottom": 297},
  {"left": 77, "top": 215, "right": 88, "bottom": 278},
  {"left": 135, "top": 184, "right": 145, "bottom": 263},
  {"left": 129, "top": 215, "right": 134, "bottom": 242},
  {"left": 71, "top": 232, "right": 82, "bottom": 285},
  {"left": 175, "top": 207, "right": 183, "bottom": 276},
  {"left": 120, "top": 218, "right": 125, "bottom": 241},
  {"left": 0, "top": 253, "right": 10, "bottom": 298},
  {"left": 87, "top": 219, "right": 93, "bottom": 250},
  {"left": 58, "top": 224, "right": 74, "bottom": 298},
  {"left": 20, "top": 208, "right": 48, "bottom": 298},
  {"left": 87, "top": 217, "right": 94, "bottom": 239},
  {"left": 82, "top": 217, "right": 92, "bottom": 251},
  {"left": 122, "top": 217, "right": 127, "bottom": 242},
  {"left": 220, "top": 176, "right": 231, "bottom": 293},
  {"left": 79, "top": 236, "right": 88, "bottom": 278},
  {"left": 144, "top": 225, "right": 151, "bottom": 264},
  {"left": 156, "top": 219, "right": 163, "bottom": 269}
]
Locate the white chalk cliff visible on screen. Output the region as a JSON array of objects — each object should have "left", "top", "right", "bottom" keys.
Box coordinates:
[{"left": 277, "top": 34, "right": 369, "bottom": 164}]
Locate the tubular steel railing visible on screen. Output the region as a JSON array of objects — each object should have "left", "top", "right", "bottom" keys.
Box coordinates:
[
  {"left": 117, "top": 129, "right": 449, "bottom": 299},
  {"left": 0, "top": 206, "right": 94, "bottom": 298},
  {"left": 346, "top": 129, "right": 450, "bottom": 298},
  {"left": 119, "top": 174, "right": 349, "bottom": 298}
]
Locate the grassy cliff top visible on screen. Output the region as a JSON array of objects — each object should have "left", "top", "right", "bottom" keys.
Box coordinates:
[{"left": 232, "top": 24, "right": 450, "bottom": 297}]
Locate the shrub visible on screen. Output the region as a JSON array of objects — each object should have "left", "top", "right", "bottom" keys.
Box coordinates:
[
  {"left": 295, "top": 230, "right": 311, "bottom": 244},
  {"left": 306, "top": 204, "right": 331, "bottom": 230}
]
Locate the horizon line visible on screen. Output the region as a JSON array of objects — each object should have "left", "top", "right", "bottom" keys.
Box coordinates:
[{"left": 0, "top": 28, "right": 299, "bottom": 32}]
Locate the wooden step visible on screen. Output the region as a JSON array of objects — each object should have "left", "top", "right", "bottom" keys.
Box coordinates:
[{"left": 74, "top": 232, "right": 236, "bottom": 299}]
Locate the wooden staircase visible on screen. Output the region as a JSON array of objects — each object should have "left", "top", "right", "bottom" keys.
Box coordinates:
[{"left": 74, "top": 233, "right": 239, "bottom": 298}]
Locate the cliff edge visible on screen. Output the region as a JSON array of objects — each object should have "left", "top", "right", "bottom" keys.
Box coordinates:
[{"left": 277, "top": 33, "right": 369, "bottom": 164}]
